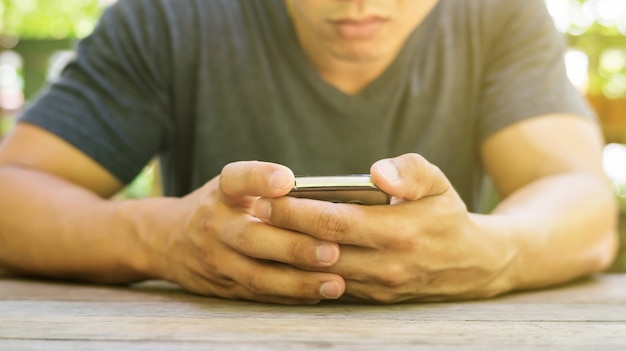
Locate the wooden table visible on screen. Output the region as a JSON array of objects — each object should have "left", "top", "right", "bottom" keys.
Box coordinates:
[{"left": 1, "top": 275, "right": 625, "bottom": 350}]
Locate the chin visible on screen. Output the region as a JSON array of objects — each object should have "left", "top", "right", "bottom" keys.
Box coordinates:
[{"left": 331, "top": 44, "right": 390, "bottom": 63}]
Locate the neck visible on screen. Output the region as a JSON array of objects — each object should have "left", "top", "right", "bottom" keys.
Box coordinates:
[
  {"left": 311, "top": 51, "right": 395, "bottom": 95},
  {"left": 294, "top": 23, "right": 402, "bottom": 95}
]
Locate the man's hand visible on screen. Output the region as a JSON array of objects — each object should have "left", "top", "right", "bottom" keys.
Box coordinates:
[
  {"left": 144, "top": 161, "right": 345, "bottom": 304},
  {"left": 0, "top": 123, "right": 346, "bottom": 304},
  {"left": 253, "top": 154, "right": 516, "bottom": 303}
]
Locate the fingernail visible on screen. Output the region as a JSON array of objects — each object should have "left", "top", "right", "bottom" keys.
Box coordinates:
[
  {"left": 376, "top": 160, "right": 400, "bottom": 183},
  {"left": 270, "top": 170, "right": 293, "bottom": 190},
  {"left": 316, "top": 243, "right": 339, "bottom": 265},
  {"left": 254, "top": 199, "right": 271, "bottom": 220},
  {"left": 320, "top": 281, "right": 342, "bottom": 299}
]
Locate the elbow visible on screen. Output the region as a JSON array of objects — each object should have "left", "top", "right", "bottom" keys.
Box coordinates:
[
  {"left": 595, "top": 225, "right": 620, "bottom": 273},
  {"left": 591, "top": 192, "right": 621, "bottom": 273}
]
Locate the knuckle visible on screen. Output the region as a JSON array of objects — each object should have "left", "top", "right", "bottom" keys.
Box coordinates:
[
  {"left": 246, "top": 270, "right": 268, "bottom": 294},
  {"left": 287, "top": 239, "right": 299, "bottom": 259},
  {"left": 286, "top": 238, "right": 306, "bottom": 262},
  {"left": 197, "top": 208, "right": 213, "bottom": 232},
  {"left": 374, "top": 263, "right": 410, "bottom": 288},
  {"left": 199, "top": 251, "right": 219, "bottom": 273},
  {"left": 233, "top": 230, "right": 257, "bottom": 254},
  {"left": 401, "top": 153, "right": 428, "bottom": 174},
  {"left": 317, "top": 206, "right": 349, "bottom": 241},
  {"left": 403, "top": 152, "right": 426, "bottom": 165},
  {"left": 220, "top": 215, "right": 254, "bottom": 249},
  {"left": 279, "top": 201, "right": 296, "bottom": 226}
]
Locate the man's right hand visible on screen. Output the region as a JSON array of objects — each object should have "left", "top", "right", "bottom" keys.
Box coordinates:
[{"left": 143, "top": 161, "right": 345, "bottom": 304}]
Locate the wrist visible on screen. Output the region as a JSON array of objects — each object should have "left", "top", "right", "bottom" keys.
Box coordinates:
[
  {"left": 114, "top": 197, "right": 182, "bottom": 281},
  {"left": 467, "top": 212, "right": 519, "bottom": 297}
]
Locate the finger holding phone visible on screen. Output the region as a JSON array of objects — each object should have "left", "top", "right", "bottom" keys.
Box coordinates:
[
  {"left": 254, "top": 153, "right": 516, "bottom": 303},
  {"left": 150, "top": 160, "right": 345, "bottom": 304}
]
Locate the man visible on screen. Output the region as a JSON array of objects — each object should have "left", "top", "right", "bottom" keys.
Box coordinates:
[{"left": 0, "top": 0, "right": 618, "bottom": 304}]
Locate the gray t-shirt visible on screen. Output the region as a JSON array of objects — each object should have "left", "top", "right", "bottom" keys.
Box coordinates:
[{"left": 19, "top": 0, "right": 594, "bottom": 210}]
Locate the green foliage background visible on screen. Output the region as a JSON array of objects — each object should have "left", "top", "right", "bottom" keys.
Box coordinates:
[{"left": 0, "top": 0, "right": 104, "bottom": 39}]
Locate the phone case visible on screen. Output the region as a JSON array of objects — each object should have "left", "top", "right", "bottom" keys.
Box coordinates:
[{"left": 288, "top": 175, "right": 390, "bottom": 205}]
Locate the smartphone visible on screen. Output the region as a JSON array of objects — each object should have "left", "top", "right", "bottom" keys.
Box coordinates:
[{"left": 287, "top": 174, "right": 390, "bottom": 205}]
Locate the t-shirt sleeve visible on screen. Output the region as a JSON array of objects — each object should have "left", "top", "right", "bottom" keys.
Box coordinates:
[
  {"left": 18, "top": 0, "right": 173, "bottom": 184},
  {"left": 477, "top": 0, "right": 595, "bottom": 143}
]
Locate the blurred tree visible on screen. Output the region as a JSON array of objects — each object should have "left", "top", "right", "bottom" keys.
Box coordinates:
[
  {"left": 0, "top": 0, "right": 106, "bottom": 39},
  {"left": 0, "top": 0, "right": 112, "bottom": 98},
  {"left": 546, "top": 0, "right": 626, "bottom": 142}
]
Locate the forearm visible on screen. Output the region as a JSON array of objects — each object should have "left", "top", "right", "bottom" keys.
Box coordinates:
[
  {"left": 0, "top": 166, "right": 167, "bottom": 283},
  {"left": 489, "top": 172, "right": 618, "bottom": 291}
]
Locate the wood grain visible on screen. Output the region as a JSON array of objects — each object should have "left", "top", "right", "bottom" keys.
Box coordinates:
[{"left": 1, "top": 275, "right": 625, "bottom": 350}]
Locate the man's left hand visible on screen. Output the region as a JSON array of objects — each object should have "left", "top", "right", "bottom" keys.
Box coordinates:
[{"left": 253, "top": 153, "right": 516, "bottom": 303}]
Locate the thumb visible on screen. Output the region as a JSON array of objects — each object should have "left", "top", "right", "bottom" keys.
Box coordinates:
[
  {"left": 370, "top": 153, "right": 450, "bottom": 202},
  {"left": 219, "top": 161, "right": 295, "bottom": 205}
]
